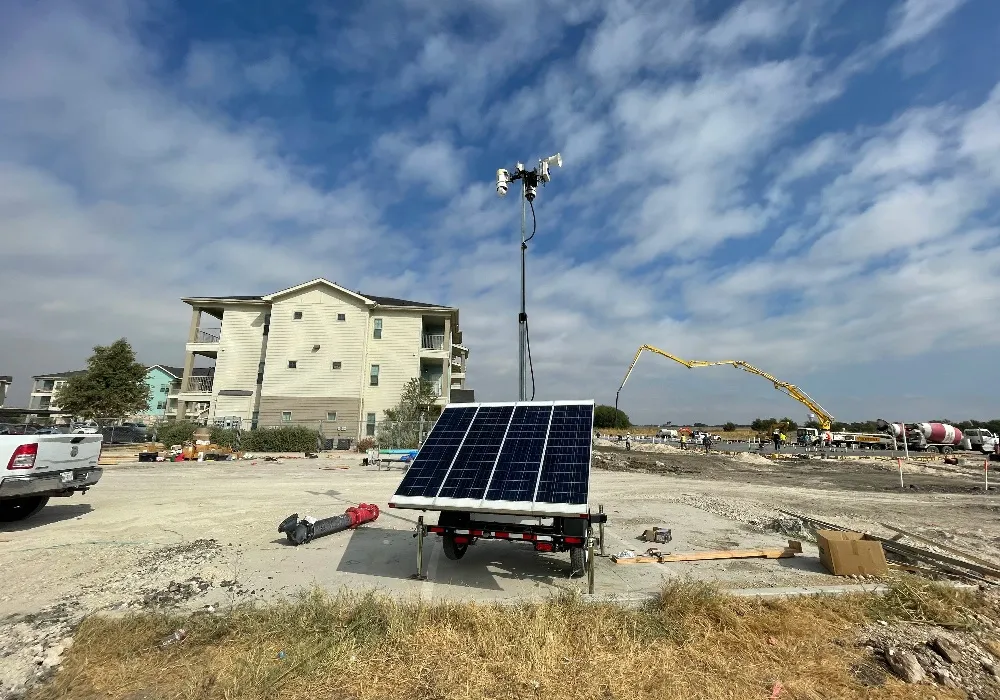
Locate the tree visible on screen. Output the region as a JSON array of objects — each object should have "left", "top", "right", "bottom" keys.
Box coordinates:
[
  {"left": 594, "top": 405, "right": 631, "bottom": 429},
  {"left": 778, "top": 417, "right": 798, "bottom": 430},
  {"left": 723, "top": 422, "right": 737, "bottom": 432},
  {"left": 377, "top": 378, "right": 442, "bottom": 449},
  {"left": 54, "top": 339, "right": 150, "bottom": 423},
  {"left": 750, "top": 417, "right": 778, "bottom": 434}
]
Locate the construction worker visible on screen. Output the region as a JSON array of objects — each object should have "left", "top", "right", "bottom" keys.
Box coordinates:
[
  {"left": 625, "top": 433, "right": 632, "bottom": 451},
  {"left": 772, "top": 429, "right": 781, "bottom": 451},
  {"left": 779, "top": 432, "right": 787, "bottom": 447},
  {"left": 702, "top": 433, "right": 711, "bottom": 453},
  {"left": 679, "top": 433, "right": 687, "bottom": 450}
]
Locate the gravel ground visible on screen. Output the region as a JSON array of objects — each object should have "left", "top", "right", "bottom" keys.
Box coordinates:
[{"left": 3, "top": 447, "right": 1000, "bottom": 698}]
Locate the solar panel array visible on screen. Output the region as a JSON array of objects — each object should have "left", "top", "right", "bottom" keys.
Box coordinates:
[{"left": 390, "top": 400, "right": 594, "bottom": 516}]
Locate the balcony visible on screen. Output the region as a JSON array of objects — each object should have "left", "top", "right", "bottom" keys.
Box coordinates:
[
  {"left": 186, "top": 327, "right": 221, "bottom": 357},
  {"left": 421, "top": 333, "right": 445, "bottom": 350},
  {"left": 183, "top": 376, "right": 214, "bottom": 393}
]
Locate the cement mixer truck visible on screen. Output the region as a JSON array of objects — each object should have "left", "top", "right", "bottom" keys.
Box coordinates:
[{"left": 875, "top": 420, "right": 996, "bottom": 454}]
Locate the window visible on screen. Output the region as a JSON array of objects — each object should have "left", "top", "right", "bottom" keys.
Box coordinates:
[
  {"left": 327, "top": 411, "right": 337, "bottom": 422},
  {"left": 288, "top": 360, "right": 297, "bottom": 369},
  {"left": 281, "top": 411, "right": 292, "bottom": 423},
  {"left": 370, "top": 364, "right": 379, "bottom": 386},
  {"left": 156, "top": 401, "right": 166, "bottom": 410},
  {"left": 331, "top": 361, "right": 342, "bottom": 370},
  {"left": 293, "top": 311, "right": 303, "bottom": 320},
  {"left": 337, "top": 313, "right": 346, "bottom": 321},
  {"left": 160, "top": 384, "right": 169, "bottom": 392},
  {"left": 366, "top": 413, "right": 376, "bottom": 437},
  {"left": 373, "top": 318, "right": 382, "bottom": 339}
]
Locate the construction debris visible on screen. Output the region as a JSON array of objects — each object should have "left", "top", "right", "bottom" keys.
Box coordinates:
[
  {"left": 278, "top": 503, "right": 380, "bottom": 545},
  {"left": 612, "top": 540, "right": 801, "bottom": 564},
  {"left": 817, "top": 530, "right": 888, "bottom": 576},
  {"left": 779, "top": 510, "right": 1000, "bottom": 585},
  {"left": 639, "top": 527, "right": 672, "bottom": 544}
]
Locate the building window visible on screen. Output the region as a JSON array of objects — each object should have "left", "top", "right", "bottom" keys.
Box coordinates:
[
  {"left": 327, "top": 411, "right": 337, "bottom": 422},
  {"left": 373, "top": 318, "right": 382, "bottom": 339},
  {"left": 337, "top": 313, "right": 346, "bottom": 321},
  {"left": 281, "top": 411, "right": 292, "bottom": 423},
  {"left": 293, "top": 311, "right": 303, "bottom": 320},
  {"left": 160, "top": 384, "right": 169, "bottom": 392},
  {"left": 288, "top": 360, "right": 297, "bottom": 369},
  {"left": 370, "top": 364, "right": 379, "bottom": 386},
  {"left": 366, "top": 413, "right": 376, "bottom": 437},
  {"left": 156, "top": 401, "right": 166, "bottom": 410},
  {"left": 331, "top": 361, "right": 342, "bottom": 370}
]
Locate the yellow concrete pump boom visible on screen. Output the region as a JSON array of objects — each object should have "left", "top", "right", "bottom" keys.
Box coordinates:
[{"left": 614, "top": 344, "right": 836, "bottom": 430}]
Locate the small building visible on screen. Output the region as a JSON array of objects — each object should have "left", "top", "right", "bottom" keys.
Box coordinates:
[{"left": 141, "top": 365, "right": 214, "bottom": 424}]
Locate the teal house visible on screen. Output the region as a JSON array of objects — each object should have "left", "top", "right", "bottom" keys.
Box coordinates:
[{"left": 142, "top": 365, "right": 183, "bottom": 422}]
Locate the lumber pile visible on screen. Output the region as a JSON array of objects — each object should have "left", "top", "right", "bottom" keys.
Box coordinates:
[
  {"left": 612, "top": 540, "right": 801, "bottom": 564},
  {"left": 778, "top": 509, "right": 1000, "bottom": 585}
]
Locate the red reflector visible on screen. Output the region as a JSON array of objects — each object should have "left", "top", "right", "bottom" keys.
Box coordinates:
[
  {"left": 429, "top": 526, "right": 444, "bottom": 533},
  {"left": 7, "top": 443, "right": 38, "bottom": 470},
  {"left": 471, "top": 530, "right": 484, "bottom": 537},
  {"left": 564, "top": 537, "right": 583, "bottom": 545},
  {"left": 534, "top": 542, "right": 554, "bottom": 552},
  {"left": 495, "top": 532, "right": 509, "bottom": 539},
  {"left": 388, "top": 503, "right": 396, "bottom": 508},
  {"left": 453, "top": 536, "right": 469, "bottom": 544},
  {"left": 522, "top": 533, "right": 536, "bottom": 541},
  {"left": 578, "top": 513, "right": 590, "bottom": 518}
]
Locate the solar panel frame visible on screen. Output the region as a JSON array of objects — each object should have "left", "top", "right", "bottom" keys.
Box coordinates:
[{"left": 389, "top": 399, "right": 594, "bottom": 517}]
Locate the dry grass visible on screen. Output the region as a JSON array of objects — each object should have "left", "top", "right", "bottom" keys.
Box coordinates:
[
  {"left": 605, "top": 426, "right": 757, "bottom": 439},
  {"left": 31, "top": 579, "right": 981, "bottom": 700}
]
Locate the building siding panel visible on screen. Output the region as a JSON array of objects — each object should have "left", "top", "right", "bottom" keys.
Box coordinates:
[
  {"left": 257, "top": 396, "right": 361, "bottom": 430},
  {"left": 211, "top": 305, "right": 268, "bottom": 422},
  {"left": 361, "top": 311, "right": 422, "bottom": 427},
  {"left": 261, "top": 286, "right": 368, "bottom": 398}
]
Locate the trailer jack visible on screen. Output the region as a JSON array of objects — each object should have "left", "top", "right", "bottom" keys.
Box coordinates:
[{"left": 278, "top": 503, "right": 380, "bottom": 545}]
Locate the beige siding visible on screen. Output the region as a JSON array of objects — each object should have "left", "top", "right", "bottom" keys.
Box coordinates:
[
  {"left": 257, "top": 396, "right": 361, "bottom": 431},
  {"left": 361, "top": 310, "right": 423, "bottom": 424},
  {"left": 211, "top": 304, "right": 267, "bottom": 420},
  {"left": 214, "top": 394, "right": 255, "bottom": 421},
  {"left": 261, "top": 285, "right": 369, "bottom": 398}
]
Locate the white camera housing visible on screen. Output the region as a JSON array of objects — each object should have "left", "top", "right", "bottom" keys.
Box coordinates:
[
  {"left": 539, "top": 153, "right": 562, "bottom": 183},
  {"left": 496, "top": 168, "right": 510, "bottom": 197}
]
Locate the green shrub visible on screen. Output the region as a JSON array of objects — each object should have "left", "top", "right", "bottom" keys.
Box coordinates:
[
  {"left": 210, "top": 427, "right": 238, "bottom": 448},
  {"left": 242, "top": 425, "right": 320, "bottom": 452},
  {"left": 155, "top": 420, "right": 197, "bottom": 447}
]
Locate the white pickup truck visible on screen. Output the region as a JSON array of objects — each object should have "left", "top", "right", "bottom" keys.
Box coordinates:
[{"left": 0, "top": 434, "right": 103, "bottom": 522}]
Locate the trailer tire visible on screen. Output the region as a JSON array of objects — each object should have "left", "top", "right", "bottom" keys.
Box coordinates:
[
  {"left": 0, "top": 497, "right": 49, "bottom": 523},
  {"left": 941, "top": 445, "right": 954, "bottom": 455},
  {"left": 569, "top": 547, "right": 588, "bottom": 578},
  {"left": 442, "top": 534, "right": 468, "bottom": 560}
]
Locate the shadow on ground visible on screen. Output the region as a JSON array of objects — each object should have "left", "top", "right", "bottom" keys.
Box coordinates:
[{"left": 1, "top": 503, "right": 94, "bottom": 532}]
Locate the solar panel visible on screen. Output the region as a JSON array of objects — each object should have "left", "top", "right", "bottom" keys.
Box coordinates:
[{"left": 390, "top": 400, "right": 593, "bottom": 516}]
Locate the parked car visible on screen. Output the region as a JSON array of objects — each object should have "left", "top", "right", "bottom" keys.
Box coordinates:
[{"left": 71, "top": 422, "right": 99, "bottom": 434}]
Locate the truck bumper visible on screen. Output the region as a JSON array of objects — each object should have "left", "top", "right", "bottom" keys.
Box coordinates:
[{"left": 0, "top": 468, "right": 103, "bottom": 499}]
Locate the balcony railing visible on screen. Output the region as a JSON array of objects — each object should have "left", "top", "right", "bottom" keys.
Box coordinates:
[
  {"left": 183, "top": 376, "right": 214, "bottom": 393},
  {"left": 193, "top": 328, "right": 221, "bottom": 343},
  {"left": 421, "top": 333, "right": 445, "bottom": 350},
  {"left": 451, "top": 355, "right": 465, "bottom": 369}
]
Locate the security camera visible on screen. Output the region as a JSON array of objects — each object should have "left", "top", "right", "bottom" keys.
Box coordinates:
[
  {"left": 539, "top": 153, "right": 562, "bottom": 183},
  {"left": 496, "top": 168, "right": 510, "bottom": 197},
  {"left": 525, "top": 184, "right": 537, "bottom": 201}
]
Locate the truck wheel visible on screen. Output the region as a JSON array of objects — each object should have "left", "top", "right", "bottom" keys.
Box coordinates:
[
  {"left": 569, "top": 547, "right": 588, "bottom": 578},
  {"left": 941, "top": 446, "right": 954, "bottom": 455},
  {"left": 0, "top": 497, "right": 49, "bottom": 523},
  {"left": 925, "top": 446, "right": 939, "bottom": 454},
  {"left": 442, "top": 534, "right": 468, "bottom": 560}
]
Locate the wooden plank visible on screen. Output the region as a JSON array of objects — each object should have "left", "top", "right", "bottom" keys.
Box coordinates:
[
  {"left": 613, "top": 541, "right": 801, "bottom": 564},
  {"left": 880, "top": 523, "right": 1000, "bottom": 573}
]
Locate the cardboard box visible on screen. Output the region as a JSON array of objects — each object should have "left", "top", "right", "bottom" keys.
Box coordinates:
[{"left": 816, "top": 530, "right": 888, "bottom": 576}]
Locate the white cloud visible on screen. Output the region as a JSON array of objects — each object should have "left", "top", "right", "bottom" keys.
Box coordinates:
[
  {"left": 1, "top": 0, "right": 998, "bottom": 427},
  {"left": 883, "top": 0, "right": 967, "bottom": 51}
]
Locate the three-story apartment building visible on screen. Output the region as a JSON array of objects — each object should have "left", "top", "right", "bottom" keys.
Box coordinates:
[
  {"left": 28, "top": 370, "right": 87, "bottom": 424},
  {"left": 176, "top": 278, "right": 471, "bottom": 439}
]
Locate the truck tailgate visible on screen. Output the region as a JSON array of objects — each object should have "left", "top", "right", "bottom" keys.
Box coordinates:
[{"left": 29, "top": 435, "right": 102, "bottom": 473}]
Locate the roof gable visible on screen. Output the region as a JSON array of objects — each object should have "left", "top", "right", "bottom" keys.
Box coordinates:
[{"left": 262, "top": 278, "right": 374, "bottom": 305}]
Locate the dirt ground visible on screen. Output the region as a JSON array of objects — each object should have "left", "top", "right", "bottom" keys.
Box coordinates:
[{"left": 2, "top": 446, "right": 999, "bottom": 698}]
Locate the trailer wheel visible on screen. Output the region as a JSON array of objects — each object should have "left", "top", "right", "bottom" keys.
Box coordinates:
[
  {"left": 442, "top": 534, "right": 468, "bottom": 560},
  {"left": 0, "top": 497, "right": 49, "bottom": 523},
  {"left": 941, "top": 445, "right": 954, "bottom": 455},
  {"left": 569, "top": 547, "right": 588, "bottom": 578}
]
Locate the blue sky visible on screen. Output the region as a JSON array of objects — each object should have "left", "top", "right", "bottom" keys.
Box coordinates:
[{"left": 1, "top": 0, "right": 999, "bottom": 424}]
